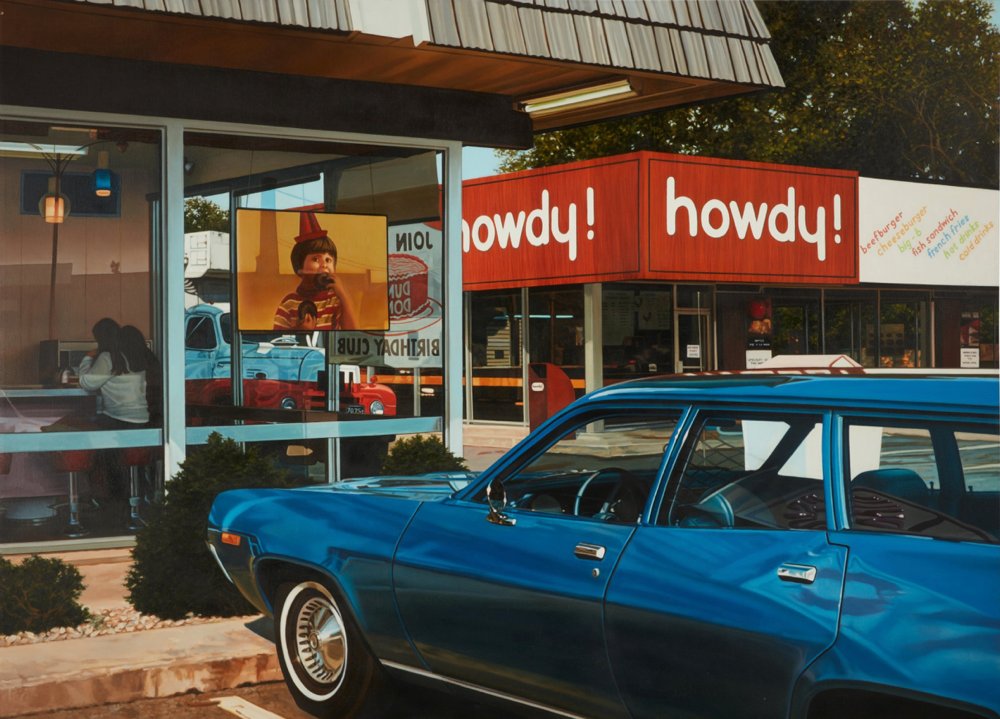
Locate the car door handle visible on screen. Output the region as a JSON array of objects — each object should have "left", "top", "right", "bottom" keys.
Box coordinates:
[
  {"left": 574, "top": 543, "right": 606, "bottom": 561},
  {"left": 777, "top": 563, "right": 817, "bottom": 584}
]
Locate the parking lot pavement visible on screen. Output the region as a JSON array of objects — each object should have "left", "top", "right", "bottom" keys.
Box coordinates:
[{"left": 19, "top": 679, "right": 529, "bottom": 719}]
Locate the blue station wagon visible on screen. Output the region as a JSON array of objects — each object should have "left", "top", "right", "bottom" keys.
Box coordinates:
[{"left": 207, "top": 373, "right": 1000, "bottom": 719}]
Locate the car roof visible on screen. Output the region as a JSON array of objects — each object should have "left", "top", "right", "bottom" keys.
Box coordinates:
[{"left": 581, "top": 372, "right": 1000, "bottom": 416}]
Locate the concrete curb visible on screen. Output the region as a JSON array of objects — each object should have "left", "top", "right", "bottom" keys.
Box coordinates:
[{"left": 0, "top": 617, "right": 281, "bottom": 717}]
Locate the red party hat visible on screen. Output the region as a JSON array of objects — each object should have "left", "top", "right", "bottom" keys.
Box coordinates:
[{"left": 295, "top": 212, "right": 328, "bottom": 243}]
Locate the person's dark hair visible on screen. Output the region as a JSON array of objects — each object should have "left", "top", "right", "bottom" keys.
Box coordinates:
[
  {"left": 92, "top": 317, "right": 127, "bottom": 375},
  {"left": 290, "top": 236, "right": 337, "bottom": 274},
  {"left": 120, "top": 325, "right": 154, "bottom": 372},
  {"left": 121, "top": 325, "right": 163, "bottom": 423}
]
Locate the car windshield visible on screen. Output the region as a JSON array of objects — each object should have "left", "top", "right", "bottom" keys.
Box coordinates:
[{"left": 224, "top": 312, "right": 308, "bottom": 347}]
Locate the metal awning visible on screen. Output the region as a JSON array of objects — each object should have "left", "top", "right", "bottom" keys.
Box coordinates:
[{"left": 1, "top": 0, "right": 784, "bottom": 141}]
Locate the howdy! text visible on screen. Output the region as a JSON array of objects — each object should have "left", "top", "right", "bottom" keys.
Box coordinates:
[
  {"left": 666, "top": 177, "right": 843, "bottom": 262},
  {"left": 462, "top": 179, "right": 843, "bottom": 263}
]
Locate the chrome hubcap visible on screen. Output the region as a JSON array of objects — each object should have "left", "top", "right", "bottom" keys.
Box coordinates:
[{"left": 294, "top": 596, "right": 346, "bottom": 685}]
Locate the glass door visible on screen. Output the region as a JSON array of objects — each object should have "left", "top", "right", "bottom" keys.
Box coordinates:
[
  {"left": 468, "top": 290, "right": 524, "bottom": 422},
  {"left": 823, "top": 290, "right": 877, "bottom": 367},
  {"left": 879, "top": 292, "right": 931, "bottom": 368},
  {"left": 675, "top": 310, "right": 713, "bottom": 373}
]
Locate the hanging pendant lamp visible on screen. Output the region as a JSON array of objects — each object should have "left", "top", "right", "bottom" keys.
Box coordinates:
[
  {"left": 93, "top": 150, "right": 112, "bottom": 197},
  {"left": 39, "top": 176, "right": 70, "bottom": 224}
]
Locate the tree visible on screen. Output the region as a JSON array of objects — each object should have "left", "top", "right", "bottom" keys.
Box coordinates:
[
  {"left": 498, "top": 0, "right": 998, "bottom": 187},
  {"left": 184, "top": 196, "right": 230, "bottom": 233}
]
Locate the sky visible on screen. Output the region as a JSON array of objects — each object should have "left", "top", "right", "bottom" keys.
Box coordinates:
[
  {"left": 462, "top": 146, "right": 502, "bottom": 179},
  {"left": 462, "top": 0, "right": 1000, "bottom": 181}
]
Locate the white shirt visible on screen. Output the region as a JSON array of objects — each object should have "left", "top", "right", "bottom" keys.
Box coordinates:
[{"left": 77, "top": 352, "right": 149, "bottom": 424}]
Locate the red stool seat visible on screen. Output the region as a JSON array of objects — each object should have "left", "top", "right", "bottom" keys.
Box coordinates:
[
  {"left": 122, "top": 447, "right": 152, "bottom": 467},
  {"left": 0, "top": 453, "right": 11, "bottom": 475},
  {"left": 53, "top": 450, "right": 95, "bottom": 473},
  {"left": 122, "top": 447, "right": 153, "bottom": 466}
]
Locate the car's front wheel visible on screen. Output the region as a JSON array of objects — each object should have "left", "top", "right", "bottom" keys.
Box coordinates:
[{"left": 274, "top": 580, "right": 390, "bottom": 718}]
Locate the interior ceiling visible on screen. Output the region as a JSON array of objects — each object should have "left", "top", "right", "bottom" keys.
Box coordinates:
[{"left": 0, "top": 0, "right": 774, "bottom": 133}]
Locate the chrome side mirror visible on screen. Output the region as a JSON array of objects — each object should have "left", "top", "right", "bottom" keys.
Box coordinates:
[{"left": 486, "top": 477, "right": 516, "bottom": 526}]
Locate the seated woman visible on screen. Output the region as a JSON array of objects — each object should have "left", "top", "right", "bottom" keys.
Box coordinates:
[{"left": 77, "top": 318, "right": 150, "bottom": 429}]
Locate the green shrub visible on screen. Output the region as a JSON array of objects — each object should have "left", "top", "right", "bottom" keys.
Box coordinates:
[
  {"left": 381, "top": 435, "right": 468, "bottom": 475},
  {"left": 0, "top": 555, "right": 90, "bottom": 635},
  {"left": 126, "top": 433, "right": 301, "bottom": 620}
]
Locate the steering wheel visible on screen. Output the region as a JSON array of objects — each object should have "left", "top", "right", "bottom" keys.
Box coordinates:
[{"left": 573, "top": 467, "right": 644, "bottom": 521}]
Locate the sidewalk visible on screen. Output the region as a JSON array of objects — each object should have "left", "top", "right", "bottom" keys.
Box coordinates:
[
  {"left": 0, "top": 548, "right": 282, "bottom": 718},
  {"left": 0, "top": 435, "right": 526, "bottom": 717}
]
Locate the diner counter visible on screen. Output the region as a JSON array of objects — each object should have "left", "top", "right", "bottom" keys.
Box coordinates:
[{"left": 1, "top": 385, "right": 90, "bottom": 398}]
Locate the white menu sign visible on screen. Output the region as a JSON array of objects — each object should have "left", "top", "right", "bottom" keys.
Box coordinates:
[{"left": 859, "top": 178, "right": 998, "bottom": 286}]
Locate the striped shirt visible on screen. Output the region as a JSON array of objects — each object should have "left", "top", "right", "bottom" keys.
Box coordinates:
[{"left": 273, "top": 287, "right": 342, "bottom": 330}]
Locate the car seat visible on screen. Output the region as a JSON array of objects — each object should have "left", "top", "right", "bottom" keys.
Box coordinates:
[{"left": 852, "top": 468, "right": 929, "bottom": 505}]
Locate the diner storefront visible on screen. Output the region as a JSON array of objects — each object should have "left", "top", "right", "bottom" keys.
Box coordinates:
[
  {"left": 0, "top": 1, "right": 785, "bottom": 549},
  {"left": 462, "top": 152, "right": 999, "bottom": 424}
]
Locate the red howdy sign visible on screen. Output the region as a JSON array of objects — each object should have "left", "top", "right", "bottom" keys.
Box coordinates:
[
  {"left": 647, "top": 156, "right": 857, "bottom": 283},
  {"left": 462, "top": 157, "right": 641, "bottom": 289},
  {"left": 462, "top": 152, "right": 859, "bottom": 289}
]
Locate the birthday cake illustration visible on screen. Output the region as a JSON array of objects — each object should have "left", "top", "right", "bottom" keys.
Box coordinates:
[{"left": 388, "top": 253, "right": 430, "bottom": 320}]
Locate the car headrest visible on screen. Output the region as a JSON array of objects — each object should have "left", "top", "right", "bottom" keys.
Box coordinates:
[{"left": 853, "top": 468, "right": 929, "bottom": 504}]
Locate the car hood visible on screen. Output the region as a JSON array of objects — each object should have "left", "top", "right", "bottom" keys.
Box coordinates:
[{"left": 300, "top": 471, "right": 480, "bottom": 500}]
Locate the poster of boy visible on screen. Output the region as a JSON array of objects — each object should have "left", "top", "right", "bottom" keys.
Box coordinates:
[{"left": 235, "top": 208, "right": 389, "bottom": 332}]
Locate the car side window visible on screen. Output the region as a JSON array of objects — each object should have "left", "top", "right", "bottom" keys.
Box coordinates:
[
  {"left": 661, "top": 412, "right": 825, "bottom": 530},
  {"left": 494, "top": 412, "right": 680, "bottom": 524},
  {"left": 956, "top": 430, "right": 1000, "bottom": 541},
  {"left": 845, "top": 419, "right": 999, "bottom": 544}
]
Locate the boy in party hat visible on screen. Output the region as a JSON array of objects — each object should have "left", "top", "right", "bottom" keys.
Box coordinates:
[{"left": 273, "top": 212, "right": 359, "bottom": 331}]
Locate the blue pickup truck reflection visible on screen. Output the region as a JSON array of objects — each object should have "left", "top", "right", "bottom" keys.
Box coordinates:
[{"left": 184, "top": 303, "right": 394, "bottom": 415}]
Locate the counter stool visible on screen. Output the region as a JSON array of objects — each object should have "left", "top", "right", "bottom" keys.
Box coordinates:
[
  {"left": 122, "top": 447, "right": 153, "bottom": 532},
  {"left": 53, "top": 450, "right": 95, "bottom": 538},
  {"left": 151, "top": 456, "right": 165, "bottom": 505}
]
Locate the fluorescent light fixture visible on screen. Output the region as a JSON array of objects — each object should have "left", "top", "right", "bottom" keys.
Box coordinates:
[
  {"left": 521, "top": 80, "right": 635, "bottom": 117},
  {"left": 0, "top": 142, "right": 88, "bottom": 158},
  {"left": 494, "top": 314, "right": 576, "bottom": 321}
]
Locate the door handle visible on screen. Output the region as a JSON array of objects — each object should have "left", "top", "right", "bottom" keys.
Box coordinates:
[
  {"left": 777, "top": 563, "right": 817, "bottom": 584},
  {"left": 574, "top": 543, "right": 606, "bottom": 561}
]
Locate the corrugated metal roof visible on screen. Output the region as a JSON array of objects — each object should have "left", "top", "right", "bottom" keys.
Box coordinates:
[
  {"left": 574, "top": 14, "right": 612, "bottom": 67},
  {"left": 544, "top": 9, "right": 582, "bottom": 62},
  {"left": 486, "top": 2, "right": 528, "bottom": 56},
  {"left": 454, "top": 0, "right": 495, "bottom": 51},
  {"left": 72, "top": 0, "right": 355, "bottom": 30},
  {"left": 429, "top": 0, "right": 782, "bottom": 87},
  {"left": 427, "top": 0, "right": 462, "bottom": 46},
  {"left": 69, "top": 0, "right": 783, "bottom": 89},
  {"left": 452, "top": 0, "right": 783, "bottom": 87}
]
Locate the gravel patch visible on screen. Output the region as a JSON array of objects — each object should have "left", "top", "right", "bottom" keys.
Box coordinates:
[{"left": 0, "top": 607, "right": 233, "bottom": 647}]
